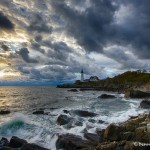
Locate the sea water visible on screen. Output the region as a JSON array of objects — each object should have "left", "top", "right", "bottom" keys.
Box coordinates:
[{"left": 0, "top": 86, "right": 148, "bottom": 149}]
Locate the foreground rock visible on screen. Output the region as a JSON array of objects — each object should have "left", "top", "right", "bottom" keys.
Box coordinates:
[
  {"left": 56, "top": 134, "right": 96, "bottom": 150},
  {"left": 140, "top": 100, "right": 150, "bottom": 109},
  {"left": 0, "top": 136, "right": 49, "bottom": 150},
  {"left": 125, "top": 90, "right": 150, "bottom": 98},
  {"left": 72, "top": 110, "right": 97, "bottom": 117},
  {"left": 9, "top": 136, "right": 27, "bottom": 148},
  {"left": 21, "top": 143, "right": 49, "bottom": 150},
  {"left": 98, "top": 94, "right": 116, "bottom": 99},
  {"left": 95, "top": 112, "right": 150, "bottom": 150}
]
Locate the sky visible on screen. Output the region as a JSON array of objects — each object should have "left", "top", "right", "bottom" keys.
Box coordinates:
[{"left": 0, "top": 0, "right": 150, "bottom": 85}]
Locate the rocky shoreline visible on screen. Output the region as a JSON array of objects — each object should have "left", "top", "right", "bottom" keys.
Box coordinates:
[
  {"left": 0, "top": 87, "right": 150, "bottom": 149},
  {"left": 55, "top": 111, "right": 150, "bottom": 150},
  {"left": 1, "top": 112, "right": 150, "bottom": 150},
  {"left": 1, "top": 99, "right": 150, "bottom": 150}
]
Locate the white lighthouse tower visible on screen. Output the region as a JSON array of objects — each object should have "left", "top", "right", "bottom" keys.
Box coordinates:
[{"left": 81, "top": 69, "right": 84, "bottom": 82}]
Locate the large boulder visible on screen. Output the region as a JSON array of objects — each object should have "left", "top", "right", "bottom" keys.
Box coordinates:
[
  {"left": 125, "top": 90, "right": 150, "bottom": 98},
  {"left": 103, "top": 124, "right": 125, "bottom": 141},
  {"left": 72, "top": 110, "right": 97, "bottom": 117},
  {"left": 57, "top": 114, "right": 72, "bottom": 125},
  {"left": 140, "top": 100, "right": 150, "bottom": 109},
  {"left": 8, "top": 136, "right": 27, "bottom": 148},
  {"left": 56, "top": 134, "right": 96, "bottom": 150},
  {"left": 98, "top": 94, "right": 116, "bottom": 99},
  {"left": 21, "top": 143, "right": 49, "bottom": 150}
]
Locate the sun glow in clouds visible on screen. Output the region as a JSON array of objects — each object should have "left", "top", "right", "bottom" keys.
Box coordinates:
[{"left": 0, "top": 69, "right": 21, "bottom": 79}]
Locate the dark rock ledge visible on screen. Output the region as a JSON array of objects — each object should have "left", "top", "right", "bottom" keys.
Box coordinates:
[{"left": 0, "top": 136, "right": 49, "bottom": 150}]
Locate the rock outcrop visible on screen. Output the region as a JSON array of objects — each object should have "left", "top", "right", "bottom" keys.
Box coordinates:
[
  {"left": 98, "top": 94, "right": 116, "bottom": 99},
  {"left": 96, "top": 112, "right": 150, "bottom": 150},
  {"left": 125, "top": 90, "right": 150, "bottom": 98},
  {"left": 140, "top": 100, "right": 150, "bottom": 109}
]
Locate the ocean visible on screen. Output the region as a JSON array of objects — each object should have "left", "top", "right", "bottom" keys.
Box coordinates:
[{"left": 0, "top": 86, "right": 147, "bottom": 149}]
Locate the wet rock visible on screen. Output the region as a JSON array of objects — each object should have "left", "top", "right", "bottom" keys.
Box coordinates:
[
  {"left": 33, "top": 110, "right": 44, "bottom": 115},
  {"left": 72, "top": 110, "right": 97, "bottom": 117},
  {"left": 0, "top": 110, "right": 10, "bottom": 115},
  {"left": 98, "top": 94, "right": 116, "bottom": 99},
  {"left": 56, "top": 134, "right": 96, "bottom": 150},
  {"left": 0, "top": 137, "right": 9, "bottom": 147},
  {"left": 103, "top": 124, "right": 126, "bottom": 141},
  {"left": 9, "top": 136, "right": 27, "bottom": 148},
  {"left": 84, "top": 133, "right": 100, "bottom": 143},
  {"left": 125, "top": 90, "right": 150, "bottom": 98},
  {"left": 68, "top": 89, "right": 78, "bottom": 92},
  {"left": 98, "top": 120, "right": 105, "bottom": 124},
  {"left": 88, "top": 119, "right": 96, "bottom": 123},
  {"left": 57, "top": 114, "right": 72, "bottom": 125},
  {"left": 66, "top": 119, "right": 83, "bottom": 129},
  {"left": 21, "top": 143, "right": 49, "bottom": 150},
  {"left": 63, "top": 110, "right": 70, "bottom": 114},
  {"left": 74, "top": 120, "right": 83, "bottom": 126},
  {"left": 140, "top": 100, "right": 150, "bottom": 109}
]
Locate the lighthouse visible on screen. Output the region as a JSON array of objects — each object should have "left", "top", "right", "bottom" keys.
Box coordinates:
[{"left": 81, "top": 69, "right": 84, "bottom": 82}]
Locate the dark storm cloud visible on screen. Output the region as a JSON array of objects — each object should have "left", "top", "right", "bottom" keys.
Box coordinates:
[
  {"left": 114, "top": 0, "right": 150, "bottom": 59},
  {"left": 18, "top": 48, "right": 38, "bottom": 63},
  {"left": 32, "top": 42, "right": 45, "bottom": 54},
  {"left": 0, "top": 12, "right": 14, "bottom": 30},
  {"left": 51, "top": 0, "right": 150, "bottom": 62},
  {"left": 51, "top": 0, "right": 118, "bottom": 53},
  {"left": 28, "top": 13, "right": 52, "bottom": 33},
  {"left": 43, "top": 40, "right": 73, "bottom": 61}
]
